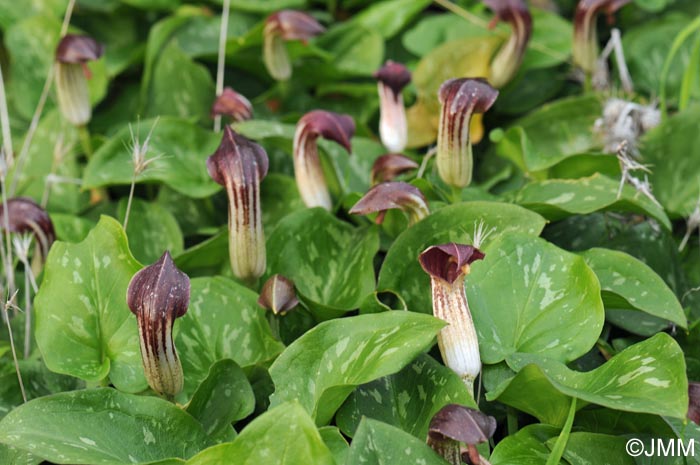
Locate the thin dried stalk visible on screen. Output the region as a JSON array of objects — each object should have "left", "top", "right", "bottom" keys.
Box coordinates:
[
  {"left": 10, "top": 0, "right": 77, "bottom": 197},
  {"left": 213, "top": 0, "right": 232, "bottom": 132}
]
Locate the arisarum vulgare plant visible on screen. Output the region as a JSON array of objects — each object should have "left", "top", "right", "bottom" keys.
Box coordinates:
[
  {"left": 54, "top": 34, "right": 104, "bottom": 127},
  {"left": 0, "top": 197, "right": 55, "bottom": 261},
  {"left": 573, "top": 0, "right": 631, "bottom": 73},
  {"left": 374, "top": 61, "right": 411, "bottom": 152},
  {"left": 264, "top": 10, "right": 325, "bottom": 81},
  {"left": 370, "top": 153, "right": 418, "bottom": 185},
  {"left": 127, "top": 251, "right": 190, "bottom": 398},
  {"left": 210, "top": 87, "right": 253, "bottom": 123},
  {"left": 349, "top": 182, "right": 429, "bottom": 225},
  {"left": 427, "top": 404, "right": 497, "bottom": 465},
  {"left": 293, "top": 110, "right": 355, "bottom": 210},
  {"left": 207, "top": 126, "right": 269, "bottom": 281},
  {"left": 419, "top": 243, "right": 485, "bottom": 395},
  {"left": 484, "top": 0, "right": 532, "bottom": 88},
  {"left": 437, "top": 78, "right": 498, "bottom": 188}
]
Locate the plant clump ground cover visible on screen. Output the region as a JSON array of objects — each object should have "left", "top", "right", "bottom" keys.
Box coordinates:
[{"left": 0, "top": 0, "right": 699, "bottom": 464}]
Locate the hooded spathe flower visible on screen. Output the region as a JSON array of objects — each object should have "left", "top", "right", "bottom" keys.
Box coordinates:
[
  {"left": 573, "top": 0, "right": 631, "bottom": 73},
  {"left": 54, "top": 34, "right": 104, "bottom": 126},
  {"left": 370, "top": 153, "right": 418, "bottom": 185},
  {"left": 427, "top": 404, "right": 497, "bottom": 465},
  {"left": 211, "top": 87, "right": 253, "bottom": 123},
  {"left": 264, "top": 10, "right": 325, "bottom": 81},
  {"left": 127, "top": 251, "right": 190, "bottom": 397},
  {"left": 349, "top": 182, "right": 429, "bottom": 225},
  {"left": 293, "top": 110, "right": 355, "bottom": 210},
  {"left": 436, "top": 78, "right": 498, "bottom": 188},
  {"left": 483, "top": 0, "right": 532, "bottom": 87},
  {"left": 207, "top": 126, "right": 269, "bottom": 281},
  {"left": 0, "top": 197, "right": 55, "bottom": 261},
  {"left": 419, "top": 243, "right": 485, "bottom": 395},
  {"left": 374, "top": 61, "right": 411, "bottom": 152}
]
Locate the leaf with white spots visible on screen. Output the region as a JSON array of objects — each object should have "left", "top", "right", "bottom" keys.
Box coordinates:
[
  {"left": 336, "top": 354, "right": 476, "bottom": 439},
  {"left": 264, "top": 208, "right": 379, "bottom": 315},
  {"left": 144, "top": 42, "right": 215, "bottom": 123},
  {"left": 643, "top": 105, "right": 700, "bottom": 216},
  {"left": 269, "top": 312, "right": 445, "bottom": 425},
  {"left": 580, "top": 248, "right": 687, "bottom": 334},
  {"left": 34, "top": 216, "right": 147, "bottom": 392},
  {"left": 0, "top": 443, "right": 41, "bottom": 465},
  {"left": 185, "top": 359, "right": 254, "bottom": 439},
  {"left": 546, "top": 432, "right": 636, "bottom": 465},
  {"left": 185, "top": 402, "right": 335, "bottom": 465},
  {"left": 176, "top": 277, "right": 283, "bottom": 399},
  {"left": 487, "top": 333, "right": 688, "bottom": 422},
  {"left": 490, "top": 424, "right": 563, "bottom": 465},
  {"left": 513, "top": 173, "right": 671, "bottom": 230},
  {"left": 118, "top": 198, "right": 184, "bottom": 264},
  {"left": 345, "top": 418, "right": 448, "bottom": 465},
  {"left": 83, "top": 117, "right": 221, "bottom": 198},
  {"left": 0, "top": 388, "right": 212, "bottom": 464},
  {"left": 468, "top": 233, "right": 604, "bottom": 364},
  {"left": 378, "top": 201, "right": 546, "bottom": 314}
]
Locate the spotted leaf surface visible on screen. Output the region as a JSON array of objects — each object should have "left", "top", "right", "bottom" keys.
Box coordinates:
[
  {"left": 269, "top": 312, "right": 445, "bottom": 425},
  {"left": 467, "top": 233, "right": 604, "bottom": 364},
  {"left": 488, "top": 333, "right": 688, "bottom": 421},
  {"left": 34, "top": 216, "right": 146, "bottom": 392},
  {"left": 336, "top": 354, "right": 476, "bottom": 439},
  {"left": 265, "top": 208, "right": 379, "bottom": 313},
  {"left": 83, "top": 117, "right": 221, "bottom": 198},
  {"left": 0, "top": 388, "right": 211, "bottom": 464},
  {"left": 176, "top": 277, "right": 283, "bottom": 399},
  {"left": 185, "top": 402, "right": 335, "bottom": 465},
  {"left": 581, "top": 248, "right": 687, "bottom": 330},
  {"left": 378, "top": 201, "right": 546, "bottom": 314},
  {"left": 345, "top": 418, "right": 448, "bottom": 465},
  {"left": 184, "top": 359, "right": 254, "bottom": 438},
  {"left": 513, "top": 173, "right": 671, "bottom": 230}
]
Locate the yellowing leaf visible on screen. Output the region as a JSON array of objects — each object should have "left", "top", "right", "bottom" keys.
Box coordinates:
[{"left": 408, "top": 36, "right": 502, "bottom": 147}]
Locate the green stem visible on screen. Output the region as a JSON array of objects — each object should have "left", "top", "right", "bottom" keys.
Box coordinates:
[
  {"left": 679, "top": 32, "right": 700, "bottom": 112},
  {"left": 450, "top": 185, "right": 462, "bottom": 204},
  {"left": 546, "top": 397, "right": 577, "bottom": 465},
  {"left": 506, "top": 406, "right": 519, "bottom": 435},
  {"left": 78, "top": 125, "right": 93, "bottom": 158},
  {"left": 659, "top": 15, "right": 700, "bottom": 119}
]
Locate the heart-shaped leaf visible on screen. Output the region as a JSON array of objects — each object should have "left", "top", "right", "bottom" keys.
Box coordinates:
[
  {"left": 489, "top": 424, "right": 562, "bottom": 465},
  {"left": 185, "top": 401, "right": 335, "bottom": 465},
  {"left": 547, "top": 432, "right": 635, "bottom": 465},
  {"left": 176, "top": 277, "right": 283, "bottom": 399},
  {"left": 488, "top": 333, "right": 688, "bottom": 422},
  {"left": 643, "top": 105, "right": 700, "bottom": 216},
  {"left": 34, "top": 216, "right": 147, "bottom": 392},
  {"left": 336, "top": 354, "right": 476, "bottom": 439},
  {"left": 0, "top": 388, "right": 212, "bottom": 464},
  {"left": 119, "top": 198, "right": 184, "bottom": 264},
  {"left": 185, "top": 359, "right": 255, "bottom": 438},
  {"left": 580, "top": 248, "right": 687, "bottom": 330},
  {"left": 346, "top": 418, "right": 448, "bottom": 465},
  {"left": 83, "top": 117, "right": 221, "bottom": 198},
  {"left": 265, "top": 208, "right": 379, "bottom": 314},
  {"left": 494, "top": 95, "right": 603, "bottom": 174},
  {"left": 467, "top": 233, "right": 604, "bottom": 364},
  {"left": 513, "top": 173, "right": 671, "bottom": 230},
  {"left": 269, "top": 311, "right": 445, "bottom": 425}
]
